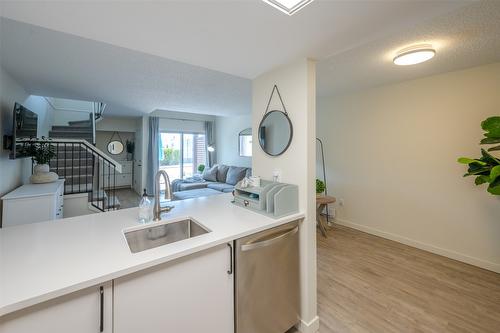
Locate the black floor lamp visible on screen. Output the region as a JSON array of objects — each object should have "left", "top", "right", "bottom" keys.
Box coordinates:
[{"left": 316, "top": 137, "right": 330, "bottom": 222}]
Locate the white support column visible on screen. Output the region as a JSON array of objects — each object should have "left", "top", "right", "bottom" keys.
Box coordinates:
[{"left": 252, "top": 58, "right": 318, "bottom": 332}]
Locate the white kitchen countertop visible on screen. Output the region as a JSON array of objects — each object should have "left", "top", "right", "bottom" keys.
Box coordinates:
[{"left": 0, "top": 193, "right": 304, "bottom": 316}]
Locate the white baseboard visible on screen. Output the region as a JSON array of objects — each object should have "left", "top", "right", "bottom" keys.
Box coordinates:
[
  {"left": 295, "top": 316, "right": 320, "bottom": 333},
  {"left": 334, "top": 218, "right": 500, "bottom": 274}
]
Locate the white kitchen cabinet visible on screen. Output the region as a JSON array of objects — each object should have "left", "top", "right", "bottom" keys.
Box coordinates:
[
  {"left": 114, "top": 243, "right": 234, "bottom": 333},
  {"left": 1, "top": 180, "right": 65, "bottom": 227},
  {"left": 0, "top": 282, "right": 112, "bottom": 333}
]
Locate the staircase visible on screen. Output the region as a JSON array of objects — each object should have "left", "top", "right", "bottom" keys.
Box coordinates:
[
  {"left": 30, "top": 139, "right": 121, "bottom": 212},
  {"left": 48, "top": 114, "right": 94, "bottom": 144},
  {"left": 41, "top": 106, "right": 119, "bottom": 212},
  {"left": 50, "top": 145, "right": 94, "bottom": 194}
]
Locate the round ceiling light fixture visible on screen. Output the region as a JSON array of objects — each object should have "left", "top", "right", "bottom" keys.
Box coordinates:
[{"left": 393, "top": 46, "right": 436, "bottom": 66}]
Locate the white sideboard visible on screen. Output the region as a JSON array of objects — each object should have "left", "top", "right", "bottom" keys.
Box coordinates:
[{"left": 1, "top": 180, "right": 65, "bottom": 228}]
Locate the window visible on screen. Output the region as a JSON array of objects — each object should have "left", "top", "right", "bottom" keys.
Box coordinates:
[{"left": 159, "top": 132, "right": 206, "bottom": 182}]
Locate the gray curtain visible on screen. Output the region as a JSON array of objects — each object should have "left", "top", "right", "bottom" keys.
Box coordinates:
[
  {"left": 146, "top": 116, "right": 160, "bottom": 194},
  {"left": 205, "top": 120, "right": 216, "bottom": 167}
]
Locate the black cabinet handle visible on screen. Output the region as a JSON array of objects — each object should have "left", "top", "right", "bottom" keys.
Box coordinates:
[
  {"left": 227, "top": 243, "right": 233, "bottom": 275},
  {"left": 99, "top": 286, "right": 104, "bottom": 332}
]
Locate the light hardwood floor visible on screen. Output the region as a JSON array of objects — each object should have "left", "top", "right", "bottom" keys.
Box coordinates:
[{"left": 291, "top": 224, "right": 500, "bottom": 333}]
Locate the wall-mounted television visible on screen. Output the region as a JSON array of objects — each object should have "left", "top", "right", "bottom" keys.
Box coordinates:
[{"left": 3, "top": 103, "right": 38, "bottom": 159}]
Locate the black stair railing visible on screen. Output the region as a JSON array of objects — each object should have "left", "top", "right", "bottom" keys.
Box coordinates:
[{"left": 28, "top": 139, "right": 118, "bottom": 212}]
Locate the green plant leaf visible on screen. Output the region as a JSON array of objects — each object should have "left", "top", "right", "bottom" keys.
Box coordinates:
[
  {"left": 481, "top": 116, "right": 500, "bottom": 137},
  {"left": 475, "top": 175, "right": 490, "bottom": 185},
  {"left": 490, "top": 165, "right": 500, "bottom": 183},
  {"left": 480, "top": 137, "right": 500, "bottom": 145},
  {"left": 457, "top": 157, "right": 487, "bottom": 165},
  {"left": 487, "top": 184, "right": 500, "bottom": 195},
  {"left": 488, "top": 145, "right": 500, "bottom": 152},
  {"left": 481, "top": 149, "right": 500, "bottom": 164}
]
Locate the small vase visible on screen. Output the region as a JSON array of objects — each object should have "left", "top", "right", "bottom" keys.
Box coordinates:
[{"left": 31, "top": 164, "right": 59, "bottom": 184}]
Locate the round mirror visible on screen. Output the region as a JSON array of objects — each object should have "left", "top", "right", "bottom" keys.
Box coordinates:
[
  {"left": 107, "top": 140, "right": 124, "bottom": 155},
  {"left": 258, "top": 110, "right": 293, "bottom": 156}
]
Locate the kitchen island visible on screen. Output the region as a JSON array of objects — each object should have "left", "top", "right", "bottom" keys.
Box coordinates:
[{"left": 0, "top": 193, "right": 303, "bottom": 332}]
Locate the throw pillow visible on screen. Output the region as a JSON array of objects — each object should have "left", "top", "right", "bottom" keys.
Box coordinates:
[
  {"left": 217, "top": 165, "right": 230, "bottom": 183},
  {"left": 226, "top": 166, "right": 248, "bottom": 185},
  {"left": 202, "top": 165, "right": 218, "bottom": 182}
]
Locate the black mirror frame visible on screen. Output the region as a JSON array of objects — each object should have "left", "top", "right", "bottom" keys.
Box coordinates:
[{"left": 258, "top": 110, "right": 293, "bottom": 157}]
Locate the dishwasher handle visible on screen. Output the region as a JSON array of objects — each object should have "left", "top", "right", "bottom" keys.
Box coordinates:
[{"left": 241, "top": 226, "right": 299, "bottom": 251}]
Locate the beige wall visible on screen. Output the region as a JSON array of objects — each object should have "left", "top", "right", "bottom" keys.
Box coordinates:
[
  {"left": 253, "top": 59, "right": 318, "bottom": 332},
  {"left": 317, "top": 62, "right": 500, "bottom": 273}
]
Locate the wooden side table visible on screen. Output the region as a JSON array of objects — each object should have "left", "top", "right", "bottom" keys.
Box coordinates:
[{"left": 316, "top": 195, "right": 336, "bottom": 237}]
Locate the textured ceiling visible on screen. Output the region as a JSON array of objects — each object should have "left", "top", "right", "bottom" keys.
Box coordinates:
[
  {"left": 317, "top": 1, "right": 500, "bottom": 97},
  {"left": 0, "top": 18, "right": 251, "bottom": 116},
  {"left": 1, "top": 1, "right": 494, "bottom": 116},
  {"left": 0, "top": 0, "right": 469, "bottom": 78}
]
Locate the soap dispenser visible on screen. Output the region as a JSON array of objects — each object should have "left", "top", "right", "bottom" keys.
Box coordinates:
[{"left": 138, "top": 189, "right": 152, "bottom": 224}]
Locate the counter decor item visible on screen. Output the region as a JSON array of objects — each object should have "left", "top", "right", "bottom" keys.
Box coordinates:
[
  {"left": 138, "top": 188, "right": 152, "bottom": 224},
  {"left": 22, "top": 140, "right": 58, "bottom": 184},
  {"left": 233, "top": 178, "right": 298, "bottom": 218},
  {"left": 458, "top": 116, "right": 500, "bottom": 195}
]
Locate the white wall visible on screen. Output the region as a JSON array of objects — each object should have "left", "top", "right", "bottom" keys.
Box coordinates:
[
  {"left": 52, "top": 109, "right": 90, "bottom": 126},
  {"left": 215, "top": 115, "right": 252, "bottom": 167},
  {"left": 0, "top": 67, "right": 26, "bottom": 204},
  {"left": 317, "top": 62, "right": 500, "bottom": 273},
  {"left": 96, "top": 116, "right": 139, "bottom": 132},
  {"left": 0, "top": 67, "right": 53, "bottom": 225},
  {"left": 252, "top": 59, "right": 318, "bottom": 332}
]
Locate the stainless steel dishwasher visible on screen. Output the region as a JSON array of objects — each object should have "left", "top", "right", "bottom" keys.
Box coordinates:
[{"left": 235, "top": 220, "right": 300, "bottom": 333}]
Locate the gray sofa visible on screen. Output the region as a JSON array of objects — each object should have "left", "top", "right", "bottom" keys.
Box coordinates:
[{"left": 172, "top": 165, "right": 251, "bottom": 199}]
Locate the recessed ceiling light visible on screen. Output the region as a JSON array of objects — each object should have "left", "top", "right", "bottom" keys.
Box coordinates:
[
  {"left": 262, "top": 0, "right": 314, "bottom": 15},
  {"left": 393, "top": 47, "right": 436, "bottom": 66}
]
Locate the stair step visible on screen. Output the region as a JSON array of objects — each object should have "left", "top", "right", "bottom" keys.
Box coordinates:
[
  {"left": 68, "top": 120, "right": 92, "bottom": 126},
  {"left": 53, "top": 151, "right": 93, "bottom": 159},
  {"left": 50, "top": 165, "right": 93, "bottom": 172},
  {"left": 49, "top": 131, "right": 92, "bottom": 137},
  {"left": 65, "top": 184, "right": 93, "bottom": 194},
  {"left": 51, "top": 125, "right": 91, "bottom": 131},
  {"left": 52, "top": 171, "right": 93, "bottom": 177},
  {"left": 50, "top": 158, "right": 94, "bottom": 167}
]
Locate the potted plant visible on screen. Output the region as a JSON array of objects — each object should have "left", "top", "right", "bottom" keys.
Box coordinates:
[
  {"left": 22, "top": 140, "right": 58, "bottom": 184},
  {"left": 458, "top": 116, "right": 500, "bottom": 195},
  {"left": 316, "top": 178, "right": 326, "bottom": 197},
  {"left": 197, "top": 164, "right": 205, "bottom": 174},
  {"left": 126, "top": 140, "right": 135, "bottom": 161}
]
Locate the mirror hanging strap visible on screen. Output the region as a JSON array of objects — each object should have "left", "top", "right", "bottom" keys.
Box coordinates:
[
  {"left": 264, "top": 84, "right": 288, "bottom": 116},
  {"left": 108, "top": 131, "right": 124, "bottom": 146}
]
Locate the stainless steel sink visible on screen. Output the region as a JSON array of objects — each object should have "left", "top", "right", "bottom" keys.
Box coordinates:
[{"left": 124, "top": 218, "right": 210, "bottom": 253}]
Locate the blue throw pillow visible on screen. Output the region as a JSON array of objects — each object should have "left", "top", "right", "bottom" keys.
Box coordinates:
[
  {"left": 202, "top": 165, "right": 218, "bottom": 182},
  {"left": 217, "top": 165, "right": 230, "bottom": 183},
  {"left": 226, "top": 166, "right": 248, "bottom": 185}
]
